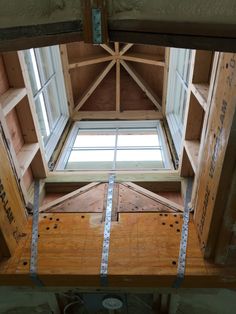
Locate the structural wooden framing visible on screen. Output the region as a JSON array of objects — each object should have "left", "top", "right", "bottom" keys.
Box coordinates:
[
  {"left": 0, "top": 42, "right": 236, "bottom": 288},
  {"left": 60, "top": 42, "right": 166, "bottom": 121}
]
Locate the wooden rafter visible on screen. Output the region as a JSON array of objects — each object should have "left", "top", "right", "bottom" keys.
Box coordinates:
[
  {"left": 120, "top": 53, "right": 165, "bottom": 67},
  {"left": 100, "top": 44, "right": 115, "bottom": 55},
  {"left": 116, "top": 60, "right": 120, "bottom": 112},
  {"left": 119, "top": 43, "right": 134, "bottom": 56},
  {"left": 73, "top": 60, "right": 116, "bottom": 112},
  {"left": 69, "top": 54, "right": 114, "bottom": 69},
  {"left": 120, "top": 59, "right": 162, "bottom": 111}
]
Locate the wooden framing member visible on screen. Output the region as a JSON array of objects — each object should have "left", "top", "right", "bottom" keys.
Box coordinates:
[
  {"left": 73, "top": 110, "right": 163, "bottom": 121},
  {"left": 120, "top": 53, "right": 165, "bottom": 67},
  {"left": 60, "top": 45, "right": 75, "bottom": 116},
  {"left": 120, "top": 59, "right": 162, "bottom": 111},
  {"left": 119, "top": 44, "right": 134, "bottom": 56},
  {"left": 100, "top": 44, "right": 115, "bottom": 55},
  {"left": 73, "top": 60, "right": 116, "bottom": 113},
  {"left": 68, "top": 54, "right": 114, "bottom": 69},
  {"left": 121, "top": 182, "right": 183, "bottom": 212},
  {"left": 194, "top": 53, "right": 236, "bottom": 260}
]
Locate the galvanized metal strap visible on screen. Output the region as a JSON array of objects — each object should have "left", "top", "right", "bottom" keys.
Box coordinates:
[
  {"left": 30, "top": 180, "right": 44, "bottom": 287},
  {"left": 173, "top": 178, "right": 193, "bottom": 288},
  {"left": 100, "top": 174, "right": 115, "bottom": 285},
  {"left": 92, "top": 8, "right": 102, "bottom": 44}
]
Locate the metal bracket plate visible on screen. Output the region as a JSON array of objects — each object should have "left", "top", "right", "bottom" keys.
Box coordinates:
[
  {"left": 92, "top": 8, "right": 102, "bottom": 44},
  {"left": 173, "top": 178, "right": 193, "bottom": 288},
  {"left": 29, "top": 180, "right": 44, "bottom": 287},
  {"left": 100, "top": 174, "right": 115, "bottom": 285}
]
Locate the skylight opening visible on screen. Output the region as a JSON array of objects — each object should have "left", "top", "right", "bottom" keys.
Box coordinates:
[{"left": 56, "top": 121, "right": 172, "bottom": 171}]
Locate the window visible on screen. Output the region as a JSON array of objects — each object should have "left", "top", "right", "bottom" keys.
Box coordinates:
[
  {"left": 56, "top": 121, "right": 172, "bottom": 171},
  {"left": 24, "top": 46, "right": 69, "bottom": 161},
  {"left": 166, "top": 48, "right": 192, "bottom": 155}
]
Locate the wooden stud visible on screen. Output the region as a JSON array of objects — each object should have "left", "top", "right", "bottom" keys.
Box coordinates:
[
  {"left": 60, "top": 45, "right": 75, "bottom": 116},
  {"left": 194, "top": 53, "right": 236, "bottom": 259},
  {"left": 116, "top": 60, "right": 120, "bottom": 112},
  {"left": 0, "top": 88, "right": 26, "bottom": 116},
  {"left": 162, "top": 48, "right": 170, "bottom": 116}
]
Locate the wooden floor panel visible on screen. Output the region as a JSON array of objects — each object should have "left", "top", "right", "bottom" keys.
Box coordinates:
[{"left": 0, "top": 212, "right": 235, "bottom": 287}]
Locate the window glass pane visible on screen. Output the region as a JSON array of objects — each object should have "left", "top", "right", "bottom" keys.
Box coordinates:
[
  {"left": 73, "top": 131, "right": 116, "bottom": 148},
  {"left": 68, "top": 150, "right": 114, "bottom": 162},
  {"left": 35, "top": 94, "right": 50, "bottom": 144},
  {"left": 24, "top": 49, "right": 41, "bottom": 95},
  {"left": 65, "top": 150, "right": 114, "bottom": 170},
  {"left": 117, "top": 129, "right": 159, "bottom": 147},
  {"left": 45, "top": 79, "right": 61, "bottom": 127},
  {"left": 116, "top": 149, "right": 164, "bottom": 169},
  {"left": 116, "top": 149, "right": 162, "bottom": 161},
  {"left": 36, "top": 47, "right": 54, "bottom": 84}
]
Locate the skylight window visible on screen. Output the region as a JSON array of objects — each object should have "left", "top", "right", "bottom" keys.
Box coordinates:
[
  {"left": 24, "top": 45, "right": 69, "bottom": 161},
  {"left": 56, "top": 121, "right": 172, "bottom": 171}
]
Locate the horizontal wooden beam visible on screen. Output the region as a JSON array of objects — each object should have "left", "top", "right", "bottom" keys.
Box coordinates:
[
  {"left": 73, "top": 110, "right": 163, "bottom": 120},
  {"left": 0, "top": 88, "right": 27, "bottom": 116},
  {"left": 46, "top": 170, "right": 182, "bottom": 184}
]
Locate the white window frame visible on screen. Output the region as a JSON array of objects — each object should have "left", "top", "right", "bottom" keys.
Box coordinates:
[
  {"left": 24, "top": 45, "right": 69, "bottom": 162},
  {"left": 166, "top": 48, "right": 192, "bottom": 155},
  {"left": 56, "top": 120, "right": 172, "bottom": 171}
]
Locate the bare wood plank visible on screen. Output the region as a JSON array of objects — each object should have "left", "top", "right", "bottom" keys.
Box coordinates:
[
  {"left": 60, "top": 45, "right": 75, "bottom": 116},
  {"left": 40, "top": 182, "right": 100, "bottom": 212},
  {"left": 191, "top": 83, "right": 209, "bottom": 111},
  {"left": 162, "top": 48, "right": 170, "bottom": 115},
  {"left": 119, "top": 43, "right": 134, "bottom": 56},
  {"left": 73, "top": 110, "right": 163, "bottom": 121},
  {"left": 0, "top": 88, "right": 26, "bottom": 116},
  {"left": 0, "top": 130, "right": 27, "bottom": 256},
  {"left": 184, "top": 140, "right": 200, "bottom": 174},
  {"left": 17, "top": 143, "right": 39, "bottom": 176},
  {"left": 74, "top": 60, "right": 116, "bottom": 112},
  {"left": 100, "top": 44, "right": 115, "bottom": 55},
  {"left": 121, "top": 53, "right": 165, "bottom": 67},
  {"left": 194, "top": 53, "right": 236, "bottom": 259},
  {"left": 0, "top": 106, "right": 28, "bottom": 202},
  {"left": 122, "top": 182, "right": 184, "bottom": 212},
  {"left": 120, "top": 59, "right": 162, "bottom": 111},
  {"left": 69, "top": 54, "right": 114, "bottom": 69},
  {"left": 114, "top": 42, "right": 119, "bottom": 54},
  {"left": 191, "top": 53, "right": 220, "bottom": 202},
  {"left": 116, "top": 60, "right": 120, "bottom": 112}
]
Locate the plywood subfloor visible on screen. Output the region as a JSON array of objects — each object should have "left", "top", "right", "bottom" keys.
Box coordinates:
[{"left": 1, "top": 212, "right": 235, "bottom": 287}]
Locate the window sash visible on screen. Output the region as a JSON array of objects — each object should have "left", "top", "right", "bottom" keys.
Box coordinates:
[
  {"left": 166, "top": 48, "right": 192, "bottom": 155},
  {"left": 56, "top": 121, "right": 172, "bottom": 171},
  {"left": 25, "top": 45, "right": 69, "bottom": 161}
]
